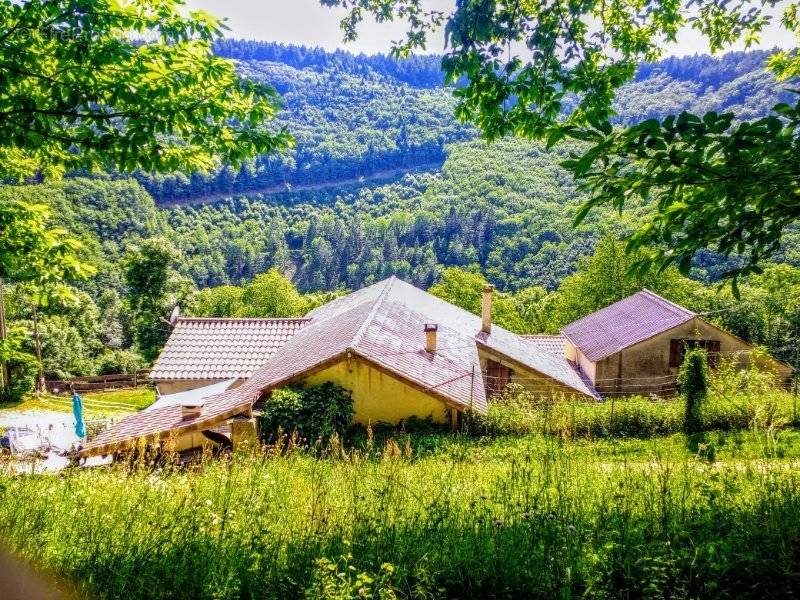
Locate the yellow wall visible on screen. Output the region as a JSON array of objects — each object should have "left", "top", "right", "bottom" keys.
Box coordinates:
[{"left": 301, "top": 358, "right": 452, "bottom": 426}]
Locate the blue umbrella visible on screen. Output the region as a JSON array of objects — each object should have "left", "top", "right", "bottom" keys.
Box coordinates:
[{"left": 72, "top": 392, "right": 86, "bottom": 439}]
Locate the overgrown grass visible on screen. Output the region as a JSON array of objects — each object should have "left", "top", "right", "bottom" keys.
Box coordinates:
[
  {"left": 476, "top": 365, "right": 798, "bottom": 440},
  {"left": 1, "top": 429, "right": 799, "bottom": 599}
]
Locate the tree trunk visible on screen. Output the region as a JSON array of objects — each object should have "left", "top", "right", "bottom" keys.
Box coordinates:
[
  {"left": 32, "top": 303, "right": 44, "bottom": 393},
  {"left": 0, "top": 279, "right": 8, "bottom": 392}
]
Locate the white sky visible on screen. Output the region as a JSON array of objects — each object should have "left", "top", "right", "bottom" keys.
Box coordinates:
[{"left": 185, "top": 0, "right": 796, "bottom": 57}]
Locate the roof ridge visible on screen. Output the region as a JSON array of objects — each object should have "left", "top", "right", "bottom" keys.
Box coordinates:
[
  {"left": 639, "top": 288, "right": 696, "bottom": 316},
  {"left": 177, "top": 317, "right": 312, "bottom": 323},
  {"left": 350, "top": 276, "right": 396, "bottom": 349}
]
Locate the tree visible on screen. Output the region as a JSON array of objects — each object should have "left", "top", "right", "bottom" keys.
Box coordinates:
[
  {"left": 429, "top": 267, "right": 527, "bottom": 332},
  {"left": 123, "top": 237, "right": 180, "bottom": 362},
  {"left": 325, "top": 0, "right": 800, "bottom": 282},
  {"left": 0, "top": 0, "right": 292, "bottom": 180},
  {"left": 0, "top": 199, "right": 93, "bottom": 392},
  {"left": 190, "top": 285, "right": 245, "bottom": 318},
  {"left": 237, "top": 268, "right": 307, "bottom": 318}
]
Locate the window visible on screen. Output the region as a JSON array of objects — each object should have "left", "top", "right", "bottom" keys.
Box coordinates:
[
  {"left": 485, "top": 359, "right": 513, "bottom": 396},
  {"left": 669, "top": 339, "right": 721, "bottom": 368}
]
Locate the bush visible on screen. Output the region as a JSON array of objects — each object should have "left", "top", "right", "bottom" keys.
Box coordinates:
[
  {"left": 0, "top": 352, "right": 38, "bottom": 403},
  {"left": 680, "top": 348, "right": 708, "bottom": 434},
  {"left": 96, "top": 350, "right": 146, "bottom": 375},
  {"left": 262, "top": 383, "right": 353, "bottom": 444}
]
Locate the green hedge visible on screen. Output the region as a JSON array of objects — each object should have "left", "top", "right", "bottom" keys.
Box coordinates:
[{"left": 261, "top": 382, "right": 353, "bottom": 444}]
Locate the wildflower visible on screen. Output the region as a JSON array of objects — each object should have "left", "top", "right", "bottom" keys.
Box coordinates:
[
  {"left": 566, "top": 524, "right": 576, "bottom": 534},
  {"left": 547, "top": 512, "right": 555, "bottom": 520},
  {"left": 206, "top": 499, "right": 212, "bottom": 506},
  {"left": 493, "top": 519, "right": 504, "bottom": 528},
  {"left": 522, "top": 512, "right": 531, "bottom": 520}
]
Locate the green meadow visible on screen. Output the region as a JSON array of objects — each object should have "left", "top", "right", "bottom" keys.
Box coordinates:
[{"left": 1, "top": 393, "right": 800, "bottom": 599}]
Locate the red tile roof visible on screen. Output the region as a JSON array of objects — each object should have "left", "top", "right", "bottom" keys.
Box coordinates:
[
  {"left": 83, "top": 277, "right": 598, "bottom": 456},
  {"left": 151, "top": 318, "right": 309, "bottom": 380},
  {"left": 521, "top": 335, "right": 567, "bottom": 357},
  {"left": 561, "top": 289, "right": 696, "bottom": 362}
]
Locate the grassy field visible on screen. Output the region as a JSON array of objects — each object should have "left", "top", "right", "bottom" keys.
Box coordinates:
[
  {"left": 0, "top": 387, "right": 156, "bottom": 416},
  {"left": 1, "top": 425, "right": 799, "bottom": 599}
]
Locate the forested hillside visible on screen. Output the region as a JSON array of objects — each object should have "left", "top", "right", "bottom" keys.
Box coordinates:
[
  {"left": 3, "top": 45, "right": 798, "bottom": 380},
  {"left": 133, "top": 43, "right": 790, "bottom": 205}
]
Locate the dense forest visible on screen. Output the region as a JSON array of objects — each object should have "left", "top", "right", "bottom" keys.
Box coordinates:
[
  {"left": 2, "top": 44, "right": 799, "bottom": 382},
  {"left": 134, "top": 43, "right": 792, "bottom": 205}
]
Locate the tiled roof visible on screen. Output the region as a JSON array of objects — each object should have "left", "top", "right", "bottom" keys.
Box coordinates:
[
  {"left": 83, "top": 277, "right": 598, "bottom": 456},
  {"left": 151, "top": 318, "right": 309, "bottom": 380},
  {"left": 521, "top": 335, "right": 567, "bottom": 357},
  {"left": 561, "top": 289, "right": 696, "bottom": 362}
]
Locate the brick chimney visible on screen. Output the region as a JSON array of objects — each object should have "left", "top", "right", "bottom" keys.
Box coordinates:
[
  {"left": 481, "top": 285, "right": 494, "bottom": 334},
  {"left": 180, "top": 400, "right": 204, "bottom": 420},
  {"left": 424, "top": 323, "right": 438, "bottom": 353}
]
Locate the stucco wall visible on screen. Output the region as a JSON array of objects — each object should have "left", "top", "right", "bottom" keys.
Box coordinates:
[
  {"left": 302, "top": 358, "right": 454, "bottom": 426},
  {"left": 591, "top": 317, "right": 790, "bottom": 394}
]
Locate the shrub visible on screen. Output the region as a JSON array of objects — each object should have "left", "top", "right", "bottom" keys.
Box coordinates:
[
  {"left": 680, "top": 348, "right": 708, "bottom": 434},
  {"left": 96, "top": 350, "right": 146, "bottom": 375},
  {"left": 262, "top": 383, "right": 353, "bottom": 444},
  {"left": 0, "top": 326, "right": 39, "bottom": 403},
  {"left": 0, "top": 352, "right": 38, "bottom": 403}
]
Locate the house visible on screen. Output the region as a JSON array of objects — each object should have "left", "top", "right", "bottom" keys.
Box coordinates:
[
  {"left": 81, "top": 277, "right": 598, "bottom": 457},
  {"left": 560, "top": 289, "right": 792, "bottom": 395}
]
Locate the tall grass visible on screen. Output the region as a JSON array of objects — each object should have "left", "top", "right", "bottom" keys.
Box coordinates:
[
  {"left": 477, "top": 361, "right": 798, "bottom": 439},
  {"left": 1, "top": 432, "right": 799, "bottom": 598}
]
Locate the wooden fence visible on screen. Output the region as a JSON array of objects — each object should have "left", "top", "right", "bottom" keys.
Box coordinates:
[{"left": 44, "top": 370, "right": 151, "bottom": 394}]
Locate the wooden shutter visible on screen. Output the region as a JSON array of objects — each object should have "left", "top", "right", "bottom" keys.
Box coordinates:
[
  {"left": 486, "top": 359, "right": 512, "bottom": 397},
  {"left": 669, "top": 339, "right": 681, "bottom": 368}
]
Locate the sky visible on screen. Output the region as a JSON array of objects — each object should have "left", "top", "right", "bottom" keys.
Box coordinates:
[{"left": 185, "top": 0, "right": 797, "bottom": 57}]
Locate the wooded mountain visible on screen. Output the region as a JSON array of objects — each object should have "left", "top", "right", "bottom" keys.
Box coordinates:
[
  {"left": 4, "top": 45, "right": 798, "bottom": 379},
  {"left": 134, "top": 43, "right": 791, "bottom": 206}
]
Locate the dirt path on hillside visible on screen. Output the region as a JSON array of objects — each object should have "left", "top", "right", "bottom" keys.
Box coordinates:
[{"left": 158, "top": 161, "right": 444, "bottom": 208}]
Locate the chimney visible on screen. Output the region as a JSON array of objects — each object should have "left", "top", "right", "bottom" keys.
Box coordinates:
[
  {"left": 180, "top": 400, "right": 204, "bottom": 420},
  {"left": 481, "top": 285, "right": 494, "bottom": 334},
  {"left": 424, "top": 323, "right": 438, "bottom": 353}
]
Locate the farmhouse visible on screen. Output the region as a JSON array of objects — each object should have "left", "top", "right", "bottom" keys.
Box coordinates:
[
  {"left": 558, "top": 289, "right": 792, "bottom": 395},
  {"left": 82, "top": 277, "right": 597, "bottom": 457}
]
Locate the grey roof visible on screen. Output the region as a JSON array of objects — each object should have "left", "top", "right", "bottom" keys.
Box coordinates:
[{"left": 562, "top": 289, "right": 696, "bottom": 362}]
